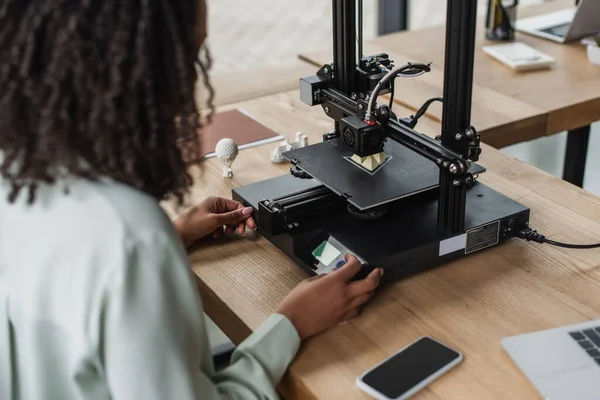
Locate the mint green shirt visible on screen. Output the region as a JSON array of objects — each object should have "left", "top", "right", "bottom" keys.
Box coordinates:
[{"left": 0, "top": 176, "right": 300, "bottom": 399}]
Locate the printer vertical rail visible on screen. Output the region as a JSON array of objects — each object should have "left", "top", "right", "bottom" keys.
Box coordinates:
[
  {"left": 438, "top": 0, "right": 478, "bottom": 233},
  {"left": 332, "top": 0, "right": 358, "bottom": 95}
]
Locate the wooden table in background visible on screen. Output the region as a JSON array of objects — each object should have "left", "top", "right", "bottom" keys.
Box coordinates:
[
  {"left": 163, "top": 90, "right": 600, "bottom": 400},
  {"left": 300, "top": 0, "right": 600, "bottom": 186},
  {"left": 195, "top": 60, "right": 315, "bottom": 108}
]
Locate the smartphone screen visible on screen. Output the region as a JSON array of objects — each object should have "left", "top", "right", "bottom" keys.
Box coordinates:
[{"left": 360, "top": 337, "right": 461, "bottom": 399}]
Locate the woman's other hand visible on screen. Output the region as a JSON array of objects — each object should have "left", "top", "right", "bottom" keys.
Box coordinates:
[{"left": 276, "top": 254, "right": 383, "bottom": 340}]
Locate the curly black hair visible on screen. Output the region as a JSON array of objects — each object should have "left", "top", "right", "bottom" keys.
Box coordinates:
[{"left": 0, "top": 0, "right": 214, "bottom": 205}]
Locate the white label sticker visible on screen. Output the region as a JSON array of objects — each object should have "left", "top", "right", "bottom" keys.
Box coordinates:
[{"left": 439, "top": 233, "right": 467, "bottom": 256}]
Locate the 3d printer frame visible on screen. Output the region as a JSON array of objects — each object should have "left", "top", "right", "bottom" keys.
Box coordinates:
[
  {"left": 298, "top": 0, "right": 481, "bottom": 234},
  {"left": 233, "top": 0, "right": 530, "bottom": 283}
]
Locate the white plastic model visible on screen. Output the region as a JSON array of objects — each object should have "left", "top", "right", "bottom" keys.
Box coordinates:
[
  {"left": 215, "top": 138, "right": 239, "bottom": 178},
  {"left": 271, "top": 141, "right": 292, "bottom": 163},
  {"left": 293, "top": 132, "right": 309, "bottom": 148},
  {"left": 270, "top": 132, "right": 309, "bottom": 164}
]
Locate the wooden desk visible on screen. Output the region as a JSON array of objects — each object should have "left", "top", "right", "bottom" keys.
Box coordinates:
[
  {"left": 299, "top": 0, "right": 600, "bottom": 186},
  {"left": 195, "top": 60, "right": 315, "bottom": 108},
  {"left": 163, "top": 90, "right": 600, "bottom": 400}
]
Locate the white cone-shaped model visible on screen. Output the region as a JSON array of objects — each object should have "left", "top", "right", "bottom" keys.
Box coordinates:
[{"left": 351, "top": 152, "right": 387, "bottom": 172}]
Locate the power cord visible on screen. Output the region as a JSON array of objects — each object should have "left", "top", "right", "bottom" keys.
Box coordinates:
[{"left": 516, "top": 227, "right": 600, "bottom": 249}]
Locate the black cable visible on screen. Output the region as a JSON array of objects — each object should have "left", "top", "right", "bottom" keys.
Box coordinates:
[
  {"left": 388, "top": 79, "right": 395, "bottom": 109},
  {"left": 400, "top": 97, "right": 443, "bottom": 129},
  {"left": 413, "top": 97, "right": 443, "bottom": 122},
  {"left": 516, "top": 227, "right": 600, "bottom": 249},
  {"left": 367, "top": 62, "right": 432, "bottom": 120},
  {"left": 544, "top": 239, "right": 600, "bottom": 249},
  {"left": 381, "top": 65, "right": 430, "bottom": 91}
]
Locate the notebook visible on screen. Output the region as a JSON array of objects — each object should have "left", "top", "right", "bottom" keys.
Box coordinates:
[{"left": 178, "top": 109, "right": 284, "bottom": 163}]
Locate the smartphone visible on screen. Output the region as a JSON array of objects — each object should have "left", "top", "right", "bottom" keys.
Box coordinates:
[{"left": 356, "top": 336, "right": 463, "bottom": 400}]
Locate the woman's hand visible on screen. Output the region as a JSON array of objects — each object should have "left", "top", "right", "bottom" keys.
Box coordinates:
[
  {"left": 173, "top": 197, "right": 257, "bottom": 247},
  {"left": 276, "top": 254, "right": 383, "bottom": 340}
]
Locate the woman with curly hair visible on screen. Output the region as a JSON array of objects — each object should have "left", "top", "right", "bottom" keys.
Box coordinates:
[{"left": 0, "top": 1, "right": 382, "bottom": 399}]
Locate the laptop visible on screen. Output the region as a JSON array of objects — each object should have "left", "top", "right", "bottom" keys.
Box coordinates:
[
  {"left": 502, "top": 318, "right": 600, "bottom": 400},
  {"left": 515, "top": 0, "right": 600, "bottom": 43}
]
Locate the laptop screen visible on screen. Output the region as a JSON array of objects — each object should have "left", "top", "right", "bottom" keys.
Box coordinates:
[{"left": 540, "top": 23, "right": 571, "bottom": 38}]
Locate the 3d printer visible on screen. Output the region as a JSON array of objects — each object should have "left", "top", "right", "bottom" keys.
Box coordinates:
[{"left": 233, "top": 0, "right": 531, "bottom": 284}]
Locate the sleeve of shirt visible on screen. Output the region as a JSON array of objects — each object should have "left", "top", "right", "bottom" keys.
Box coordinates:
[{"left": 102, "top": 229, "right": 301, "bottom": 400}]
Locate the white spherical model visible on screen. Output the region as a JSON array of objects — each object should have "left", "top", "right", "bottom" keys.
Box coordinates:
[{"left": 215, "top": 138, "right": 239, "bottom": 178}]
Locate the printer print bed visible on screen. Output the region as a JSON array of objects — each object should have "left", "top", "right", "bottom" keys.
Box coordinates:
[{"left": 283, "top": 139, "right": 484, "bottom": 211}]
